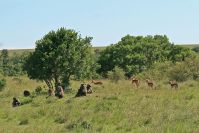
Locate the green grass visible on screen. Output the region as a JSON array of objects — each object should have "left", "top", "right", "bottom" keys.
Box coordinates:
[{"left": 1, "top": 77, "right": 199, "bottom": 133}]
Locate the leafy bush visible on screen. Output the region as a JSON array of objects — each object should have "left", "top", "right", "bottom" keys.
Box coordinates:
[
  {"left": 98, "top": 35, "right": 192, "bottom": 77},
  {"left": 35, "top": 86, "right": 43, "bottom": 95},
  {"left": 19, "top": 118, "right": 29, "bottom": 125},
  {"left": 0, "top": 78, "right": 6, "bottom": 91},
  {"left": 21, "top": 97, "right": 33, "bottom": 105},
  {"left": 139, "top": 61, "right": 173, "bottom": 80},
  {"left": 169, "top": 56, "right": 199, "bottom": 81},
  {"left": 192, "top": 47, "right": 199, "bottom": 53},
  {"left": 107, "top": 66, "right": 125, "bottom": 83},
  {"left": 54, "top": 116, "right": 67, "bottom": 124}
]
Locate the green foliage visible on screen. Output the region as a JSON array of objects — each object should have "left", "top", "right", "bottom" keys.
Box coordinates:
[
  {"left": 139, "top": 61, "right": 173, "bottom": 80},
  {"left": 0, "top": 50, "right": 28, "bottom": 76},
  {"left": 35, "top": 86, "right": 42, "bottom": 94},
  {"left": 0, "top": 79, "right": 6, "bottom": 91},
  {"left": 19, "top": 118, "right": 29, "bottom": 125},
  {"left": 107, "top": 66, "right": 125, "bottom": 83},
  {"left": 23, "top": 28, "right": 95, "bottom": 89},
  {"left": 140, "top": 56, "right": 199, "bottom": 82},
  {"left": 0, "top": 49, "right": 9, "bottom": 75},
  {"left": 169, "top": 56, "right": 199, "bottom": 81},
  {"left": 98, "top": 35, "right": 192, "bottom": 77},
  {"left": 21, "top": 97, "right": 33, "bottom": 105},
  {"left": 192, "top": 47, "right": 199, "bottom": 53},
  {"left": 54, "top": 116, "right": 67, "bottom": 124}
]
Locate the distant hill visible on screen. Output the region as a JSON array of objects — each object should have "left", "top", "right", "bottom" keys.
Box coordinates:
[
  {"left": 178, "top": 44, "right": 199, "bottom": 49},
  {"left": 2, "top": 44, "right": 199, "bottom": 56}
]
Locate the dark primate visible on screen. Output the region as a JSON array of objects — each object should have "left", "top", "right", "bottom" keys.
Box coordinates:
[
  {"left": 86, "top": 84, "right": 93, "bottom": 94},
  {"left": 23, "top": 90, "right": 30, "bottom": 97},
  {"left": 76, "top": 84, "right": 87, "bottom": 97},
  {"left": 55, "top": 86, "right": 64, "bottom": 98},
  {"left": 12, "top": 97, "right": 21, "bottom": 107}
]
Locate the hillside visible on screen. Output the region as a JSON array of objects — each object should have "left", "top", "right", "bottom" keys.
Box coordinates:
[
  {"left": 2, "top": 44, "right": 199, "bottom": 57},
  {"left": 0, "top": 77, "right": 199, "bottom": 133}
]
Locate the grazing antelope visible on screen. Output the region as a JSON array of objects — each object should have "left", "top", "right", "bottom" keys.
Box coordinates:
[
  {"left": 146, "top": 79, "right": 154, "bottom": 89},
  {"left": 91, "top": 80, "right": 103, "bottom": 85},
  {"left": 131, "top": 77, "right": 140, "bottom": 88},
  {"left": 169, "top": 80, "right": 178, "bottom": 89}
]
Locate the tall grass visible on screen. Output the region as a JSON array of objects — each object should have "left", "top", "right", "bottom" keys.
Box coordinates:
[{"left": 0, "top": 76, "right": 199, "bottom": 132}]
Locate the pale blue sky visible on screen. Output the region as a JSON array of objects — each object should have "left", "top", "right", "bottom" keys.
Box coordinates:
[{"left": 0, "top": 0, "right": 199, "bottom": 49}]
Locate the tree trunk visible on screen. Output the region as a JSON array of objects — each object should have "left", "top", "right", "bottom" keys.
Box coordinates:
[
  {"left": 62, "top": 74, "right": 71, "bottom": 90},
  {"left": 44, "top": 79, "right": 53, "bottom": 89}
]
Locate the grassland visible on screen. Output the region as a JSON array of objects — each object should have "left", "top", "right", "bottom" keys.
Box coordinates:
[{"left": 1, "top": 76, "right": 199, "bottom": 133}]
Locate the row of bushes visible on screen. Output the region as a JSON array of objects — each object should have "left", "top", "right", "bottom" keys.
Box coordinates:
[{"left": 106, "top": 55, "right": 199, "bottom": 82}]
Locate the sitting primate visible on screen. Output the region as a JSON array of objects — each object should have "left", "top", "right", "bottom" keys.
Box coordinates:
[
  {"left": 12, "top": 97, "right": 21, "bottom": 107},
  {"left": 23, "top": 90, "right": 30, "bottom": 97},
  {"left": 55, "top": 86, "right": 64, "bottom": 98},
  {"left": 86, "top": 84, "right": 93, "bottom": 94},
  {"left": 46, "top": 88, "right": 55, "bottom": 98},
  {"left": 76, "top": 84, "right": 87, "bottom": 97}
]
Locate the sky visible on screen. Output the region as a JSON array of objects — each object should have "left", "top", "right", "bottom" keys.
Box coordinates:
[{"left": 0, "top": 0, "right": 199, "bottom": 49}]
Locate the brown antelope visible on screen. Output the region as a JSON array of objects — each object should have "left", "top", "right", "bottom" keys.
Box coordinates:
[
  {"left": 146, "top": 79, "right": 154, "bottom": 89},
  {"left": 91, "top": 80, "right": 103, "bottom": 85},
  {"left": 131, "top": 77, "right": 140, "bottom": 88},
  {"left": 169, "top": 80, "right": 178, "bottom": 89}
]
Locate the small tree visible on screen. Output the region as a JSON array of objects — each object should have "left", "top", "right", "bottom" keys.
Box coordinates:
[
  {"left": 108, "top": 66, "right": 125, "bottom": 83},
  {"left": 23, "top": 28, "right": 94, "bottom": 90}
]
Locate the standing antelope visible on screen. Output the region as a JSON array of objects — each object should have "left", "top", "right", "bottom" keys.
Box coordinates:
[
  {"left": 131, "top": 77, "right": 140, "bottom": 88},
  {"left": 91, "top": 80, "right": 103, "bottom": 85},
  {"left": 146, "top": 79, "right": 154, "bottom": 89},
  {"left": 169, "top": 80, "right": 178, "bottom": 89}
]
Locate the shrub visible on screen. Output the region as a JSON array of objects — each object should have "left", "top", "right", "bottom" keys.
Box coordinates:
[
  {"left": 0, "top": 78, "right": 6, "bottom": 91},
  {"left": 35, "top": 86, "right": 43, "bottom": 95},
  {"left": 19, "top": 118, "right": 29, "bottom": 125},
  {"left": 21, "top": 97, "right": 33, "bottom": 105},
  {"left": 169, "top": 56, "right": 199, "bottom": 81},
  {"left": 54, "top": 116, "right": 67, "bottom": 124},
  {"left": 139, "top": 61, "right": 173, "bottom": 80},
  {"left": 107, "top": 66, "right": 125, "bottom": 83}
]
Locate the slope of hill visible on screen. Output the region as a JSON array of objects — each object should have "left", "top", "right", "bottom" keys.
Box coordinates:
[
  {"left": 2, "top": 44, "right": 199, "bottom": 56},
  {"left": 0, "top": 77, "right": 199, "bottom": 133}
]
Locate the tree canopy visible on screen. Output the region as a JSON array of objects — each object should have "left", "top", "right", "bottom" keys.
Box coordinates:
[
  {"left": 23, "top": 28, "right": 94, "bottom": 90},
  {"left": 97, "top": 35, "right": 192, "bottom": 77}
]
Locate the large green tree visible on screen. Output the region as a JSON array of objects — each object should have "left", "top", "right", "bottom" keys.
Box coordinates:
[
  {"left": 98, "top": 35, "right": 192, "bottom": 77},
  {"left": 23, "top": 28, "right": 94, "bottom": 90}
]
